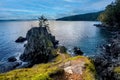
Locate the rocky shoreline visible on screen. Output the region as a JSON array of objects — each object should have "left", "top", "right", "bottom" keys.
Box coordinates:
[
  {"left": 94, "top": 24, "right": 120, "bottom": 31},
  {"left": 0, "top": 23, "right": 83, "bottom": 73},
  {"left": 93, "top": 28, "right": 120, "bottom": 79},
  {"left": 0, "top": 17, "right": 59, "bottom": 73}
]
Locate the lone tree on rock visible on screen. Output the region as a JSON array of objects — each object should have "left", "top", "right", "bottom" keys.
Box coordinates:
[{"left": 38, "top": 16, "right": 51, "bottom": 33}]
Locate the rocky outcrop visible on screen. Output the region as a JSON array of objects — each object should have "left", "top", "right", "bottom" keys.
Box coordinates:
[
  {"left": 94, "top": 34, "right": 120, "bottom": 80},
  {"left": 0, "top": 62, "right": 21, "bottom": 73},
  {"left": 94, "top": 24, "right": 120, "bottom": 31},
  {"left": 7, "top": 56, "right": 17, "bottom": 62},
  {"left": 52, "top": 56, "right": 96, "bottom": 80},
  {"left": 20, "top": 27, "right": 58, "bottom": 66},
  {"left": 94, "top": 24, "right": 107, "bottom": 27},
  {"left": 15, "top": 36, "right": 26, "bottom": 43},
  {"left": 73, "top": 47, "right": 83, "bottom": 55},
  {"left": 59, "top": 46, "right": 67, "bottom": 53}
]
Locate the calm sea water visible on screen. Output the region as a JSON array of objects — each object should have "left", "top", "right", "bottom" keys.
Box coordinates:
[{"left": 0, "top": 21, "right": 111, "bottom": 61}]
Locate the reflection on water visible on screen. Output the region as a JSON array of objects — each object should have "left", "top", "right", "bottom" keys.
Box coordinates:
[
  {"left": 0, "top": 21, "right": 111, "bottom": 61},
  {"left": 49, "top": 21, "right": 111, "bottom": 55}
]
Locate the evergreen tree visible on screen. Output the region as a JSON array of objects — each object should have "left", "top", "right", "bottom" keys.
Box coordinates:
[
  {"left": 38, "top": 16, "right": 51, "bottom": 33},
  {"left": 99, "top": 0, "right": 120, "bottom": 28}
]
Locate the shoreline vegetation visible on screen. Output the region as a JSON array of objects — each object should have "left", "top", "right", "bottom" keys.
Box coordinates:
[
  {"left": 97, "top": 0, "right": 120, "bottom": 31},
  {"left": 94, "top": 0, "right": 120, "bottom": 79}
]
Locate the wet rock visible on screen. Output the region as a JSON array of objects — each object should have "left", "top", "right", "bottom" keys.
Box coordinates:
[
  {"left": 73, "top": 47, "right": 83, "bottom": 55},
  {"left": 0, "top": 62, "right": 22, "bottom": 73},
  {"left": 15, "top": 36, "right": 26, "bottom": 43},
  {"left": 94, "top": 24, "right": 107, "bottom": 27},
  {"left": 17, "top": 62, "right": 32, "bottom": 68},
  {"left": 94, "top": 36, "right": 120, "bottom": 80},
  {"left": 7, "top": 56, "right": 17, "bottom": 62}
]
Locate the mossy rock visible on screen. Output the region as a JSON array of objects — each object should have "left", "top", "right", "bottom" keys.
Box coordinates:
[
  {"left": 0, "top": 54, "right": 96, "bottom": 80},
  {"left": 58, "top": 46, "right": 67, "bottom": 53},
  {"left": 114, "top": 66, "right": 120, "bottom": 79},
  {"left": 0, "top": 53, "right": 70, "bottom": 80}
]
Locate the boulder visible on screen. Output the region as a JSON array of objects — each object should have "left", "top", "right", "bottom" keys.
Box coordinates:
[
  {"left": 73, "top": 47, "right": 83, "bottom": 55},
  {"left": 7, "top": 56, "right": 17, "bottom": 62},
  {"left": 0, "top": 62, "right": 22, "bottom": 73},
  {"left": 15, "top": 36, "right": 26, "bottom": 43}
]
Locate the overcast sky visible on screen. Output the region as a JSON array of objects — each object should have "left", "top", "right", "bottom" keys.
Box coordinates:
[{"left": 0, "top": 0, "right": 115, "bottom": 19}]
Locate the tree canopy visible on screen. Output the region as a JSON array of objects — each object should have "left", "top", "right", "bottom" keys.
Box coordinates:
[{"left": 98, "top": 0, "right": 120, "bottom": 28}]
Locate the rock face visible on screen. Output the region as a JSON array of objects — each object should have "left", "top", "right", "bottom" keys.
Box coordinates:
[
  {"left": 59, "top": 46, "right": 67, "bottom": 53},
  {"left": 0, "top": 62, "right": 21, "bottom": 73},
  {"left": 94, "top": 34, "right": 120, "bottom": 80},
  {"left": 20, "top": 27, "right": 58, "bottom": 65},
  {"left": 15, "top": 36, "right": 26, "bottom": 43}
]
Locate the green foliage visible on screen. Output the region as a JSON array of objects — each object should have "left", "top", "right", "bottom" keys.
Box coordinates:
[
  {"left": 33, "top": 74, "right": 52, "bottom": 80},
  {"left": 58, "top": 46, "right": 67, "bottom": 53},
  {"left": 114, "top": 66, "right": 120, "bottom": 74},
  {"left": 99, "top": 0, "right": 120, "bottom": 28},
  {"left": 0, "top": 53, "right": 71, "bottom": 80},
  {"left": 0, "top": 54, "right": 96, "bottom": 80},
  {"left": 0, "top": 63, "right": 58, "bottom": 80},
  {"left": 114, "top": 66, "right": 120, "bottom": 79}
]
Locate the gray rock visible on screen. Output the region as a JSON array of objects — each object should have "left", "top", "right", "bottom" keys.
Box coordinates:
[
  {"left": 7, "top": 56, "right": 17, "bottom": 62},
  {"left": 15, "top": 36, "right": 26, "bottom": 43},
  {"left": 59, "top": 46, "right": 67, "bottom": 53},
  {"left": 20, "top": 27, "right": 58, "bottom": 65},
  {"left": 94, "top": 35, "right": 120, "bottom": 80},
  {"left": 0, "top": 62, "right": 22, "bottom": 73},
  {"left": 73, "top": 47, "right": 83, "bottom": 55}
]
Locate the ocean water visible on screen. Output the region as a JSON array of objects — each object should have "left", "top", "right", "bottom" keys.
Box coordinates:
[{"left": 0, "top": 21, "right": 111, "bottom": 61}]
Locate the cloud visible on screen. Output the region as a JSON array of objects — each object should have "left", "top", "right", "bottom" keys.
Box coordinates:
[
  {"left": 0, "top": 8, "right": 37, "bottom": 13},
  {"left": 0, "top": 0, "right": 115, "bottom": 19}
]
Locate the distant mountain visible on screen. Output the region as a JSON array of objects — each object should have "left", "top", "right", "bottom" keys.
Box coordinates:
[{"left": 56, "top": 11, "right": 103, "bottom": 21}]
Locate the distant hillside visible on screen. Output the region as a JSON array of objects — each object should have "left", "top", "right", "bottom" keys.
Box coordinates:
[{"left": 56, "top": 11, "right": 103, "bottom": 21}]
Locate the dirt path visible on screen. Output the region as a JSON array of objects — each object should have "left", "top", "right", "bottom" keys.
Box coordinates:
[{"left": 52, "top": 52, "right": 87, "bottom": 80}]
